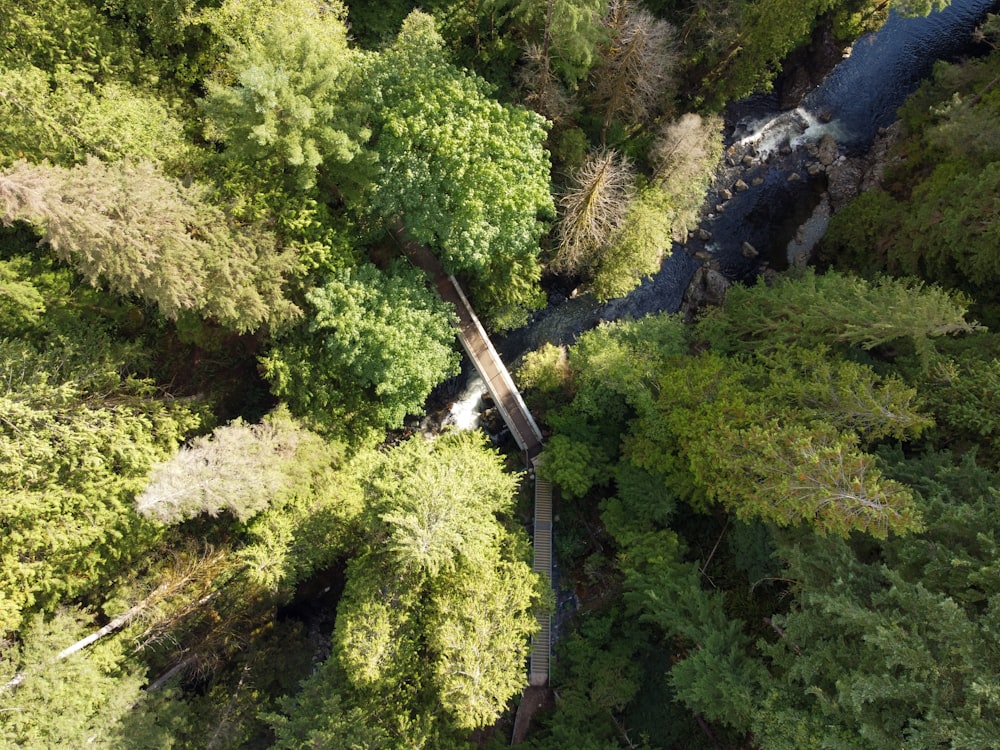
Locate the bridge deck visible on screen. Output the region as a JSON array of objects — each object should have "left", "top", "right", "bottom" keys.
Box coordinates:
[{"left": 398, "top": 238, "right": 543, "bottom": 457}]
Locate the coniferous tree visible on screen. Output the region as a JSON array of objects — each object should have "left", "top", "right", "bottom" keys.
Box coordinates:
[
  {"left": 0, "top": 158, "right": 298, "bottom": 332},
  {"left": 552, "top": 148, "right": 636, "bottom": 276},
  {"left": 200, "top": 0, "right": 366, "bottom": 192}
]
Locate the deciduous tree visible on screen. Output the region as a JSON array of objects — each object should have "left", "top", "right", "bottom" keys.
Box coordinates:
[
  {"left": 360, "top": 11, "right": 554, "bottom": 326},
  {"left": 260, "top": 261, "right": 459, "bottom": 443}
]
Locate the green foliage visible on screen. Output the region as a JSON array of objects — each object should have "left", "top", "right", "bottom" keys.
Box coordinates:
[
  {"left": 0, "top": 0, "right": 148, "bottom": 82},
  {"left": 260, "top": 261, "right": 460, "bottom": 443},
  {"left": 673, "top": 0, "right": 892, "bottom": 107},
  {"left": 200, "top": 0, "right": 367, "bottom": 192},
  {"left": 824, "top": 45, "right": 1000, "bottom": 298},
  {"left": 509, "top": 0, "right": 610, "bottom": 85},
  {"left": 530, "top": 608, "right": 646, "bottom": 748},
  {"left": 363, "top": 430, "right": 521, "bottom": 577},
  {"left": 271, "top": 432, "right": 541, "bottom": 745},
  {"left": 626, "top": 349, "right": 925, "bottom": 537},
  {"left": 517, "top": 341, "right": 572, "bottom": 395},
  {"left": 0, "top": 66, "right": 189, "bottom": 168},
  {"left": 361, "top": 11, "right": 554, "bottom": 326},
  {"left": 0, "top": 610, "right": 148, "bottom": 748},
  {"left": 0, "top": 158, "right": 299, "bottom": 332},
  {"left": 0, "top": 257, "right": 45, "bottom": 333},
  {"left": 540, "top": 314, "right": 688, "bottom": 497},
  {"left": 756, "top": 458, "right": 1000, "bottom": 749},
  {"left": 575, "top": 114, "right": 722, "bottom": 302},
  {"left": 697, "top": 269, "right": 979, "bottom": 362},
  {"left": 589, "top": 182, "right": 671, "bottom": 301},
  {"left": 893, "top": 0, "right": 951, "bottom": 15},
  {"left": 0, "top": 317, "right": 202, "bottom": 632}
]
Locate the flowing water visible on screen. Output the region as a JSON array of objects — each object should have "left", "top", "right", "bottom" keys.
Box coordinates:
[{"left": 436, "top": 0, "right": 999, "bottom": 429}]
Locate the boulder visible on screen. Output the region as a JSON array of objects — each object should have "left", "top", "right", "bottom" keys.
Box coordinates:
[
  {"left": 682, "top": 266, "right": 731, "bottom": 320},
  {"left": 826, "top": 158, "right": 866, "bottom": 211},
  {"left": 817, "top": 133, "right": 838, "bottom": 166},
  {"left": 741, "top": 241, "right": 759, "bottom": 259},
  {"left": 734, "top": 179, "right": 749, "bottom": 192}
]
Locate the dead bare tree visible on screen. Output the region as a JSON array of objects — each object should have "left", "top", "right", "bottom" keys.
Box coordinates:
[
  {"left": 552, "top": 148, "right": 635, "bottom": 275},
  {"left": 590, "top": 0, "right": 679, "bottom": 140}
]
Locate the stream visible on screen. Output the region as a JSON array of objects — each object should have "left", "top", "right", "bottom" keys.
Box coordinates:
[
  {"left": 427, "top": 0, "right": 998, "bottom": 434},
  {"left": 415, "top": 0, "right": 1000, "bottom": 668},
  {"left": 491, "top": 0, "right": 1000, "bottom": 366}
]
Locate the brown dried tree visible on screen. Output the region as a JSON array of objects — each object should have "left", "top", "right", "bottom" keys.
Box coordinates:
[
  {"left": 552, "top": 148, "right": 635, "bottom": 275},
  {"left": 590, "top": 0, "right": 679, "bottom": 139}
]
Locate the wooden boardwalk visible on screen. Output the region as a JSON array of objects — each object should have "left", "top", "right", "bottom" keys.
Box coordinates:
[
  {"left": 530, "top": 465, "right": 553, "bottom": 686},
  {"left": 397, "top": 236, "right": 552, "bottom": 686}
]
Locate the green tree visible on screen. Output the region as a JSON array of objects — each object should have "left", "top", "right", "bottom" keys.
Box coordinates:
[
  {"left": 272, "top": 432, "right": 540, "bottom": 746},
  {"left": 360, "top": 11, "right": 554, "bottom": 326},
  {"left": 0, "top": 0, "right": 147, "bottom": 82},
  {"left": 755, "top": 452, "right": 1000, "bottom": 749},
  {"left": 0, "top": 66, "right": 189, "bottom": 168},
  {"left": 0, "top": 330, "right": 201, "bottom": 632},
  {"left": 650, "top": 112, "right": 724, "bottom": 230},
  {"left": 200, "top": 0, "right": 366, "bottom": 192},
  {"left": 260, "top": 261, "right": 460, "bottom": 443},
  {"left": 697, "top": 269, "right": 979, "bottom": 362},
  {"left": 508, "top": 0, "right": 610, "bottom": 85},
  {"left": 0, "top": 609, "right": 148, "bottom": 749},
  {"left": 0, "top": 158, "right": 298, "bottom": 332}
]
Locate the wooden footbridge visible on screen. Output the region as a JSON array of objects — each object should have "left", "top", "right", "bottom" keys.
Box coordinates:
[{"left": 397, "top": 236, "right": 553, "bottom": 688}]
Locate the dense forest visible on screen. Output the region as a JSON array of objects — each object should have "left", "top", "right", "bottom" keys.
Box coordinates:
[{"left": 1, "top": 0, "right": 998, "bottom": 747}]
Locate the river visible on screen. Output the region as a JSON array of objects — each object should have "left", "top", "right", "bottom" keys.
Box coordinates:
[{"left": 434, "top": 0, "right": 998, "bottom": 431}]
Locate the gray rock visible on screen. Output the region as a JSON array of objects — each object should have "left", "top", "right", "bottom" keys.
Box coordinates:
[
  {"left": 826, "top": 158, "right": 866, "bottom": 211},
  {"left": 719, "top": 188, "right": 733, "bottom": 201},
  {"left": 682, "top": 266, "right": 731, "bottom": 320},
  {"left": 751, "top": 176, "right": 765, "bottom": 187},
  {"left": 787, "top": 172, "right": 802, "bottom": 182},
  {"left": 741, "top": 241, "right": 758, "bottom": 258},
  {"left": 817, "top": 133, "right": 839, "bottom": 166},
  {"left": 734, "top": 179, "right": 749, "bottom": 192},
  {"left": 741, "top": 154, "right": 755, "bottom": 167},
  {"left": 698, "top": 228, "right": 713, "bottom": 241}
]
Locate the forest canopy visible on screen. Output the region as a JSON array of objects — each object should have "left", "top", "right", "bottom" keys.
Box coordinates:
[{"left": 0, "top": 0, "right": 985, "bottom": 748}]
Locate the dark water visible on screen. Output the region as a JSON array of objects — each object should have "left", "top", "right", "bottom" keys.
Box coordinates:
[
  {"left": 698, "top": 0, "right": 999, "bottom": 279},
  {"left": 809, "top": 0, "right": 999, "bottom": 149},
  {"left": 429, "top": 0, "right": 999, "bottom": 427},
  {"left": 499, "top": 0, "right": 998, "bottom": 359}
]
